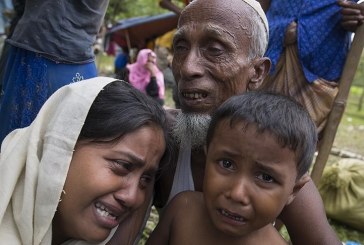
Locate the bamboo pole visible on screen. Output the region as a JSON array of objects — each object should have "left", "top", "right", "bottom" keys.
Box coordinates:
[
  {"left": 311, "top": 24, "right": 364, "bottom": 186},
  {"left": 124, "top": 29, "right": 132, "bottom": 52}
]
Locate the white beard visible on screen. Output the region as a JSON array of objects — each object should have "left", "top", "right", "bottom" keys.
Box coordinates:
[{"left": 172, "top": 112, "right": 211, "bottom": 150}]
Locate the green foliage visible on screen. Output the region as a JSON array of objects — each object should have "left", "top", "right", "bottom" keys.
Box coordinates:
[
  {"left": 139, "top": 207, "right": 159, "bottom": 245},
  {"left": 333, "top": 87, "right": 364, "bottom": 156},
  {"left": 95, "top": 53, "right": 114, "bottom": 75},
  {"left": 330, "top": 219, "right": 364, "bottom": 244},
  {"left": 106, "top": 0, "right": 169, "bottom": 24},
  {"left": 352, "top": 54, "right": 364, "bottom": 88}
]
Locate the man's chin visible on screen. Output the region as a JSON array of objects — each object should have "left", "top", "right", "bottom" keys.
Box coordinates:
[
  {"left": 179, "top": 102, "right": 215, "bottom": 115},
  {"left": 172, "top": 112, "right": 211, "bottom": 150}
]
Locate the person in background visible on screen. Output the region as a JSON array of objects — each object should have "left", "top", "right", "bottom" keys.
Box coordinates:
[
  {"left": 0, "top": 77, "right": 170, "bottom": 245},
  {"left": 154, "top": 46, "right": 179, "bottom": 108},
  {"left": 121, "top": 49, "right": 165, "bottom": 105},
  {"left": 0, "top": 0, "right": 13, "bottom": 51},
  {"left": 147, "top": 91, "right": 317, "bottom": 245},
  {"left": 257, "top": 0, "right": 364, "bottom": 134},
  {"left": 0, "top": 0, "right": 23, "bottom": 92},
  {"left": 155, "top": 29, "right": 181, "bottom": 109},
  {"left": 0, "top": 0, "right": 110, "bottom": 144},
  {"left": 338, "top": 0, "right": 364, "bottom": 32},
  {"left": 7, "top": 0, "right": 25, "bottom": 38},
  {"left": 114, "top": 47, "right": 129, "bottom": 78}
]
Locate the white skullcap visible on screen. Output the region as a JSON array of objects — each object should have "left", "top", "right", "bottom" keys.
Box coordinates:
[
  {"left": 242, "top": 0, "right": 269, "bottom": 36},
  {"left": 185, "top": 0, "right": 269, "bottom": 40}
]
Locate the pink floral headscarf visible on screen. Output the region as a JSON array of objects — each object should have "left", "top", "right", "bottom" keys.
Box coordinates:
[{"left": 127, "top": 49, "right": 165, "bottom": 99}]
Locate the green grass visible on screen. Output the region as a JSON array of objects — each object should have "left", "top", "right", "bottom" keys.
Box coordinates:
[
  {"left": 279, "top": 220, "right": 364, "bottom": 244},
  {"left": 331, "top": 220, "right": 364, "bottom": 244},
  {"left": 333, "top": 86, "right": 364, "bottom": 156},
  {"left": 325, "top": 84, "right": 364, "bottom": 244}
]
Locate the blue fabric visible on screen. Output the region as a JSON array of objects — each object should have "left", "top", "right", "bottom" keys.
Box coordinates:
[
  {"left": 0, "top": 45, "right": 97, "bottom": 143},
  {"left": 114, "top": 52, "right": 128, "bottom": 69},
  {"left": 265, "top": 0, "right": 357, "bottom": 83},
  {"left": 8, "top": 0, "right": 109, "bottom": 63},
  {"left": 345, "top": 241, "right": 362, "bottom": 245}
]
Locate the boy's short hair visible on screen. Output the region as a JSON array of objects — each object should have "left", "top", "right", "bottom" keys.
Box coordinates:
[{"left": 206, "top": 91, "right": 318, "bottom": 178}]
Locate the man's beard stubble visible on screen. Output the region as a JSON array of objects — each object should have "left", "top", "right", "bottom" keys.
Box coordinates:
[{"left": 172, "top": 112, "right": 211, "bottom": 150}]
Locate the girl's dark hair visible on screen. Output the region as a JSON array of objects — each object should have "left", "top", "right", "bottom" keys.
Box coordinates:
[
  {"left": 79, "top": 80, "right": 171, "bottom": 163},
  {"left": 206, "top": 91, "right": 318, "bottom": 178}
]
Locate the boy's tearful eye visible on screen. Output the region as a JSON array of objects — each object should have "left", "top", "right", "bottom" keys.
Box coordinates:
[
  {"left": 218, "top": 159, "right": 235, "bottom": 171},
  {"left": 256, "top": 172, "right": 275, "bottom": 183}
]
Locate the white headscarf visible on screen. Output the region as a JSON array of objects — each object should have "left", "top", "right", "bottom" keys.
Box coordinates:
[
  {"left": 0, "top": 77, "right": 116, "bottom": 244},
  {"left": 243, "top": 0, "right": 269, "bottom": 36}
]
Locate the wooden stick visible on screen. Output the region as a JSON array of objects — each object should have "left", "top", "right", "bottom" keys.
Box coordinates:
[{"left": 311, "top": 24, "right": 364, "bottom": 185}]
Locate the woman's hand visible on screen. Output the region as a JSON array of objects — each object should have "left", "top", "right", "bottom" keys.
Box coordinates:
[
  {"left": 338, "top": 0, "right": 364, "bottom": 32},
  {"left": 145, "top": 61, "right": 157, "bottom": 77},
  {"left": 284, "top": 21, "right": 298, "bottom": 46}
]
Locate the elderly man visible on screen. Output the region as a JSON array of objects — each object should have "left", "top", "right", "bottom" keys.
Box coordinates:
[
  {"left": 109, "top": 0, "right": 341, "bottom": 244},
  {"left": 154, "top": 0, "right": 341, "bottom": 245}
]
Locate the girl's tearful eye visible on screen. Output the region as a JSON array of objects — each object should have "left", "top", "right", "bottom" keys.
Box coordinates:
[{"left": 109, "top": 159, "right": 133, "bottom": 175}]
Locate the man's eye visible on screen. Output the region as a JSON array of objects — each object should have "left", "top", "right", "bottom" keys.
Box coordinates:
[
  {"left": 218, "top": 159, "right": 234, "bottom": 170},
  {"left": 173, "top": 40, "right": 188, "bottom": 52},
  {"left": 256, "top": 173, "right": 274, "bottom": 183},
  {"left": 206, "top": 46, "right": 223, "bottom": 56}
]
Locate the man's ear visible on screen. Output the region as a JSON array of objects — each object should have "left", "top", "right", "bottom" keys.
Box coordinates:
[
  {"left": 247, "top": 57, "right": 271, "bottom": 91},
  {"left": 285, "top": 173, "right": 310, "bottom": 206}
]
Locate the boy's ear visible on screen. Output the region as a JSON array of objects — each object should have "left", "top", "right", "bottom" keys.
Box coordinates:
[
  {"left": 285, "top": 173, "right": 310, "bottom": 206},
  {"left": 247, "top": 57, "right": 271, "bottom": 91}
]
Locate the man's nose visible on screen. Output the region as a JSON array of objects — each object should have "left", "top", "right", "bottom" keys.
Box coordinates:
[{"left": 179, "top": 48, "right": 205, "bottom": 79}]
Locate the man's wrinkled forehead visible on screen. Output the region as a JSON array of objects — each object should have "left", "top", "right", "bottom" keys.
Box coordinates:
[
  {"left": 179, "top": 3, "right": 249, "bottom": 29},
  {"left": 177, "top": 4, "right": 252, "bottom": 45},
  {"left": 175, "top": 21, "right": 238, "bottom": 46}
]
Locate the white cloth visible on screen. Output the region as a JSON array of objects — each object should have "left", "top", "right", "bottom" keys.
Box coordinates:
[
  {"left": 167, "top": 136, "right": 195, "bottom": 204},
  {"left": 244, "top": 0, "right": 269, "bottom": 36},
  {"left": 0, "top": 77, "right": 116, "bottom": 244}
]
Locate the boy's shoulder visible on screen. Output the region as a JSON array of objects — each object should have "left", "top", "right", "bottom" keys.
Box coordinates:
[
  {"left": 163, "top": 191, "right": 204, "bottom": 221},
  {"left": 161, "top": 191, "right": 213, "bottom": 245},
  {"left": 170, "top": 191, "right": 204, "bottom": 208}
]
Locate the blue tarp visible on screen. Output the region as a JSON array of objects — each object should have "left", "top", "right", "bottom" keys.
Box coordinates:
[
  {"left": 108, "top": 12, "right": 177, "bottom": 34},
  {"left": 106, "top": 12, "right": 178, "bottom": 49}
]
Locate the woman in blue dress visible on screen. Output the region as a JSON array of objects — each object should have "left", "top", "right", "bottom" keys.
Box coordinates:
[
  {"left": 0, "top": 0, "right": 110, "bottom": 144},
  {"left": 257, "top": 0, "right": 363, "bottom": 133}
]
